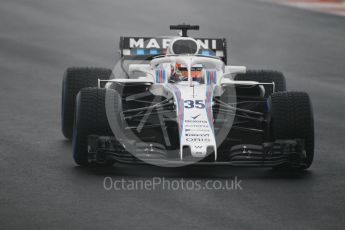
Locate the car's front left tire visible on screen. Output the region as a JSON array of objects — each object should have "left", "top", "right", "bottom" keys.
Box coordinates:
[{"left": 268, "top": 91, "right": 314, "bottom": 170}]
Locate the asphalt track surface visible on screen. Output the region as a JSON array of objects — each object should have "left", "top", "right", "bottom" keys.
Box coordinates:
[{"left": 1, "top": 0, "right": 345, "bottom": 229}]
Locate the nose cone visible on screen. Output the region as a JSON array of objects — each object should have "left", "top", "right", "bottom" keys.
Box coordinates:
[{"left": 190, "top": 144, "right": 208, "bottom": 158}]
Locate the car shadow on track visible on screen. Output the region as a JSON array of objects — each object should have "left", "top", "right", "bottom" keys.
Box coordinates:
[{"left": 72, "top": 163, "right": 314, "bottom": 180}]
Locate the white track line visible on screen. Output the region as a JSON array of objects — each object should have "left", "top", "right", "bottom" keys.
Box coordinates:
[{"left": 261, "top": 0, "right": 345, "bottom": 16}]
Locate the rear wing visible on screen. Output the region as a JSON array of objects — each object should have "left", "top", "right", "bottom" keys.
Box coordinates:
[{"left": 119, "top": 37, "right": 228, "bottom": 64}]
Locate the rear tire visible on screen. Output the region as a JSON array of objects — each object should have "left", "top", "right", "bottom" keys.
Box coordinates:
[
  {"left": 235, "top": 70, "right": 286, "bottom": 97},
  {"left": 269, "top": 91, "right": 314, "bottom": 170},
  {"left": 61, "top": 67, "right": 112, "bottom": 139},
  {"left": 73, "top": 88, "right": 121, "bottom": 166}
]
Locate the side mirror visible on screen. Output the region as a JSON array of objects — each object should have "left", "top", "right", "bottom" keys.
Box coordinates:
[
  {"left": 220, "top": 66, "right": 246, "bottom": 82},
  {"left": 128, "top": 64, "right": 152, "bottom": 76},
  {"left": 224, "top": 66, "right": 246, "bottom": 76}
]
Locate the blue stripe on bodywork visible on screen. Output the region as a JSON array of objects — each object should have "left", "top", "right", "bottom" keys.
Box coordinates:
[
  {"left": 155, "top": 69, "right": 167, "bottom": 83},
  {"left": 206, "top": 70, "right": 217, "bottom": 85},
  {"left": 205, "top": 85, "right": 215, "bottom": 134}
]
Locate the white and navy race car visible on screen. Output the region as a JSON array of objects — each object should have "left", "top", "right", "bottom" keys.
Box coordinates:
[{"left": 62, "top": 24, "right": 314, "bottom": 170}]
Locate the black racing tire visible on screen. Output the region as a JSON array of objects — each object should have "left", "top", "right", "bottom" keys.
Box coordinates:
[
  {"left": 269, "top": 91, "right": 314, "bottom": 170},
  {"left": 235, "top": 70, "right": 286, "bottom": 97},
  {"left": 61, "top": 67, "right": 112, "bottom": 139},
  {"left": 72, "top": 88, "right": 122, "bottom": 166}
]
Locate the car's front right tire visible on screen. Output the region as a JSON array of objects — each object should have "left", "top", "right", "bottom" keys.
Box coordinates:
[
  {"left": 62, "top": 67, "right": 112, "bottom": 139},
  {"left": 73, "top": 87, "right": 121, "bottom": 166}
]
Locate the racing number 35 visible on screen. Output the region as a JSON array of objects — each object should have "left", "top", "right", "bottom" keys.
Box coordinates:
[{"left": 184, "top": 100, "right": 205, "bottom": 109}]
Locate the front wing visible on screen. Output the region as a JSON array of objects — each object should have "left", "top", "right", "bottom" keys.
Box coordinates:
[{"left": 87, "top": 135, "right": 307, "bottom": 167}]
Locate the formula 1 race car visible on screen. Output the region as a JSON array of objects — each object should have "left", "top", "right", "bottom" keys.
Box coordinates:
[{"left": 61, "top": 24, "right": 314, "bottom": 170}]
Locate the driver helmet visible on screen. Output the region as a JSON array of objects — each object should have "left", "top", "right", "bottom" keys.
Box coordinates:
[{"left": 170, "top": 63, "right": 203, "bottom": 82}]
